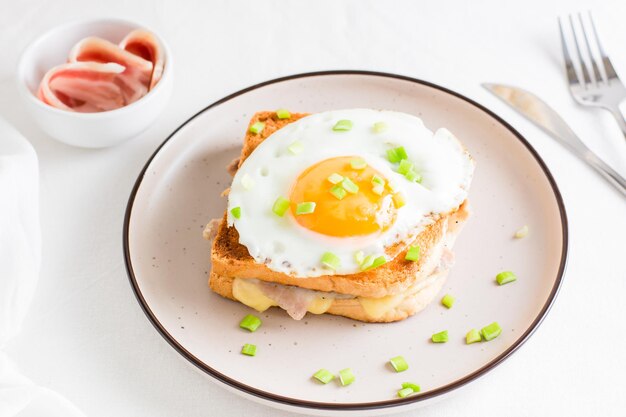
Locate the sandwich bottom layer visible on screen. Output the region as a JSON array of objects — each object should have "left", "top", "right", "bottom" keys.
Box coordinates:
[{"left": 209, "top": 267, "right": 449, "bottom": 323}]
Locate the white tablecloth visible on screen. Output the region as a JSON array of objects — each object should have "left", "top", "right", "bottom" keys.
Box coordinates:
[{"left": 1, "top": 0, "right": 625, "bottom": 416}]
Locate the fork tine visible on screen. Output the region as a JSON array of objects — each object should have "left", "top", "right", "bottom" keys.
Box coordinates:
[
  {"left": 588, "top": 11, "right": 619, "bottom": 81},
  {"left": 558, "top": 17, "right": 581, "bottom": 87},
  {"left": 569, "top": 14, "right": 591, "bottom": 87},
  {"left": 578, "top": 12, "right": 602, "bottom": 84}
]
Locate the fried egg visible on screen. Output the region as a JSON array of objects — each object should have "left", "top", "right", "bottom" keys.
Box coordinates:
[{"left": 227, "top": 109, "right": 474, "bottom": 277}]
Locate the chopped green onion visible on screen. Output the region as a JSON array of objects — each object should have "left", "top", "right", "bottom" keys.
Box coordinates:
[
  {"left": 404, "top": 169, "right": 422, "bottom": 183},
  {"left": 401, "top": 382, "right": 421, "bottom": 393},
  {"left": 392, "top": 192, "right": 405, "bottom": 208},
  {"left": 287, "top": 141, "right": 304, "bottom": 155},
  {"left": 239, "top": 314, "right": 262, "bottom": 332},
  {"left": 369, "top": 256, "right": 387, "bottom": 270},
  {"left": 372, "top": 184, "right": 384, "bottom": 195},
  {"left": 389, "top": 356, "right": 409, "bottom": 372},
  {"left": 431, "top": 330, "right": 449, "bottom": 343},
  {"left": 386, "top": 148, "right": 401, "bottom": 163},
  {"left": 441, "top": 294, "right": 455, "bottom": 309},
  {"left": 327, "top": 173, "right": 344, "bottom": 184},
  {"left": 360, "top": 254, "right": 375, "bottom": 270},
  {"left": 338, "top": 368, "right": 355, "bottom": 386},
  {"left": 514, "top": 225, "right": 529, "bottom": 239},
  {"left": 496, "top": 271, "right": 517, "bottom": 285},
  {"left": 276, "top": 108, "right": 291, "bottom": 119},
  {"left": 397, "top": 387, "right": 414, "bottom": 398},
  {"left": 230, "top": 206, "right": 241, "bottom": 219},
  {"left": 341, "top": 177, "right": 359, "bottom": 194},
  {"left": 481, "top": 322, "right": 502, "bottom": 341},
  {"left": 387, "top": 146, "right": 408, "bottom": 163},
  {"left": 350, "top": 158, "right": 367, "bottom": 170},
  {"left": 329, "top": 185, "right": 347, "bottom": 200},
  {"left": 241, "top": 343, "right": 257, "bottom": 356},
  {"left": 354, "top": 250, "right": 365, "bottom": 265},
  {"left": 371, "top": 175, "right": 385, "bottom": 186},
  {"left": 249, "top": 121, "right": 265, "bottom": 134},
  {"left": 372, "top": 121, "right": 387, "bottom": 133},
  {"left": 332, "top": 119, "right": 353, "bottom": 131},
  {"left": 295, "top": 201, "right": 316, "bottom": 215},
  {"left": 398, "top": 159, "right": 414, "bottom": 175},
  {"left": 466, "top": 328, "right": 482, "bottom": 344},
  {"left": 272, "top": 196, "right": 290, "bottom": 217},
  {"left": 312, "top": 369, "right": 334, "bottom": 384},
  {"left": 405, "top": 245, "right": 420, "bottom": 261},
  {"left": 321, "top": 252, "right": 341, "bottom": 270},
  {"left": 241, "top": 173, "right": 255, "bottom": 190}
]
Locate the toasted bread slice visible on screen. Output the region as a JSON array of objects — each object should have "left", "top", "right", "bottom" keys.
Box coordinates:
[{"left": 206, "top": 111, "right": 469, "bottom": 321}]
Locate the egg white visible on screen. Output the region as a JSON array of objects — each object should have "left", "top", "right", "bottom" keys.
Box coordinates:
[{"left": 227, "top": 109, "right": 474, "bottom": 277}]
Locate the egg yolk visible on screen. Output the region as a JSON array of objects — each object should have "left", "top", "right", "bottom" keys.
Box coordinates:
[{"left": 289, "top": 156, "right": 397, "bottom": 237}]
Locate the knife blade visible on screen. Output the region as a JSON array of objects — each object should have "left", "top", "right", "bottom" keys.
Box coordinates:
[{"left": 483, "top": 83, "right": 626, "bottom": 197}]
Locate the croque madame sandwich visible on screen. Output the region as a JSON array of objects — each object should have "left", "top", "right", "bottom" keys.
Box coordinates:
[{"left": 204, "top": 109, "right": 474, "bottom": 323}]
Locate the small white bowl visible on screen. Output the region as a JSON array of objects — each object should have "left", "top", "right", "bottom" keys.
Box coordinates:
[{"left": 17, "top": 18, "right": 173, "bottom": 148}]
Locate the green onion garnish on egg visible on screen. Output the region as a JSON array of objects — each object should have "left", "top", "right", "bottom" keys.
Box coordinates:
[
  {"left": 329, "top": 184, "right": 347, "bottom": 200},
  {"left": 287, "top": 140, "right": 304, "bottom": 155},
  {"left": 372, "top": 184, "right": 384, "bottom": 195},
  {"left": 341, "top": 177, "right": 359, "bottom": 194},
  {"left": 350, "top": 158, "right": 367, "bottom": 170},
  {"left": 332, "top": 119, "right": 353, "bottom": 131},
  {"left": 404, "top": 169, "right": 422, "bottom": 183},
  {"left": 241, "top": 343, "right": 257, "bottom": 356},
  {"left": 441, "top": 294, "right": 455, "bottom": 309},
  {"left": 372, "top": 121, "right": 387, "bottom": 133},
  {"left": 276, "top": 109, "right": 291, "bottom": 119},
  {"left": 431, "top": 330, "right": 449, "bottom": 343},
  {"left": 272, "top": 196, "right": 290, "bottom": 217},
  {"left": 405, "top": 245, "right": 420, "bottom": 261},
  {"left": 312, "top": 369, "right": 334, "bottom": 384},
  {"left": 249, "top": 121, "right": 265, "bottom": 134},
  {"left": 496, "top": 271, "right": 517, "bottom": 285},
  {"left": 338, "top": 368, "right": 355, "bottom": 386},
  {"left": 230, "top": 206, "right": 241, "bottom": 219},
  {"left": 387, "top": 146, "right": 408, "bottom": 163},
  {"left": 239, "top": 314, "right": 262, "bottom": 332},
  {"left": 481, "top": 322, "right": 502, "bottom": 341},
  {"left": 371, "top": 175, "right": 385, "bottom": 186},
  {"left": 295, "top": 202, "right": 316, "bottom": 215},
  {"left": 360, "top": 254, "right": 375, "bottom": 271},
  {"left": 327, "top": 173, "right": 344, "bottom": 184},
  {"left": 354, "top": 250, "right": 365, "bottom": 265},
  {"left": 389, "top": 356, "right": 409, "bottom": 372},
  {"left": 321, "top": 252, "right": 341, "bottom": 270},
  {"left": 466, "top": 329, "right": 482, "bottom": 344},
  {"left": 369, "top": 255, "right": 387, "bottom": 270},
  {"left": 398, "top": 159, "right": 414, "bottom": 175}
]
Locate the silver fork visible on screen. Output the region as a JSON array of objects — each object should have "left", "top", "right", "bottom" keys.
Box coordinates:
[{"left": 558, "top": 12, "right": 626, "bottom": 139}]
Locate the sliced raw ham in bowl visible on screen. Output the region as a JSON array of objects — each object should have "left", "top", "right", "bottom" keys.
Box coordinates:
[{"left": 17, "top": 18, "right": 173, "bottom": 148}]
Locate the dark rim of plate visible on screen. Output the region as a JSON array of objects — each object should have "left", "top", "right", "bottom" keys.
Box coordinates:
[{"left": 123, "top": 70, "right": 568, "bottom": 411}]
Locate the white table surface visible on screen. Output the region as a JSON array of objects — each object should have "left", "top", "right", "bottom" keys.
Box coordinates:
[{"left": 1, "top": 0, "right": 625, "bottom": 416}]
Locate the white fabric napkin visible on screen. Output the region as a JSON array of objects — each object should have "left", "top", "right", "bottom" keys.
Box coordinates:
[{"left": 0, "top": 117, "right": 84, "bottom": 417}]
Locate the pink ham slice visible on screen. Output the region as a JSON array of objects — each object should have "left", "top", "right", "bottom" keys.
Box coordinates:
[
  {"left": 68, "top": 36, "right": 153, "bottom": 103},
  {"left": 119, "top": 29, "right": 165, "bottom": 90},
  {"left": 37, "top": 62, "right": 127, "bottom": 112}
]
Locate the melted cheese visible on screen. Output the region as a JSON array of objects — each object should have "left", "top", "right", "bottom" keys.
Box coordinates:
[
  {"left": 358, "top": 294, "right": 405, "bottom": 319},
  {"left": 232, "top": 277, "right": 276, "bottom": 312}
]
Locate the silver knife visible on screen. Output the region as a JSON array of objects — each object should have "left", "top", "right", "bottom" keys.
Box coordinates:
[{"left": 483, "top": 83, "right": 626, "bottom": 197}]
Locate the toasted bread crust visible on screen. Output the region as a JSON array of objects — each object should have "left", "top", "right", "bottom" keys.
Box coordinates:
[{"left": 208, "top": 111, "right": 469, "bottom": 308}]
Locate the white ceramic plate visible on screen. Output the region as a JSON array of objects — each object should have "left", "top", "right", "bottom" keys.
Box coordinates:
[{"left": 124, "top": 71, "right": 567, "bottom": 416}]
